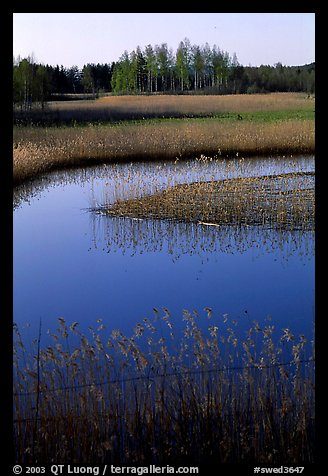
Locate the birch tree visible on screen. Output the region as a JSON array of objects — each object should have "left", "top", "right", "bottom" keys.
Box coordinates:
[{"left": 176, "top": 40, "right": 190, "bottom": 92}]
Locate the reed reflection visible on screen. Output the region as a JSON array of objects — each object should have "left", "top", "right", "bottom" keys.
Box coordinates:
[{"left": 90, "top": 214, "right": 314, "bottom": 263}]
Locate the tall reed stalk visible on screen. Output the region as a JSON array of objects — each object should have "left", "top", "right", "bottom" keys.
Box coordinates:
[
  {"left": 13, "top": 311, "right": 315, "bottom": 465},
  {"left": 93, "top": 171, "right": 314, "bottom": 233},
  {"left": 13, "top": 119, "right": 314, "bottom": 185}
]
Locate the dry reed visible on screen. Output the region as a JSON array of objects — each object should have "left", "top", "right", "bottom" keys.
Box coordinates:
[
  {"left": 13, "top": 92, "right": 315, "bottom": 185},
  {"left": 13, "top": 311, "right": 314, "bottom": 465},
  {"left": 93, "top": 171, "right": 314, "bottom": 232},
  {"left": 13, "top": 119, "right": 314, "bottom": 185},
  {"left": 16, "top": 92, "right": 314, "bottom": 124}
]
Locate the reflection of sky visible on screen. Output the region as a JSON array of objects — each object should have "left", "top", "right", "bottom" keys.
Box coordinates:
[
  {"left": 13, "top": 157, "right": 315, "bottom": 347},
  {"left": 14, "top": 155, "right": 315, "bottom": 210}
]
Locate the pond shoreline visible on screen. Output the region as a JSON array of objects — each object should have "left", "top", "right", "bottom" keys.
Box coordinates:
[
  {"left": 13, "top": 93, "right": 315, "bottom": 186},
  {"left": 13, "top": 122, "right": 314, "bottom": 186}
]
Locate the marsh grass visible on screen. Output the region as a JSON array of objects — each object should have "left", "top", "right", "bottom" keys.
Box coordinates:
[
  {"left": 93, "top": 171, "right": 314, "bottom": 232},
  {"left": 13, "top": 311, "right": 314, "bottom": 465},
  {"left": 13, "top": 92, "right": 315, "bottom": 185},
  {"left": 13, "top": 119, "right": 315, "bottom": 185}
]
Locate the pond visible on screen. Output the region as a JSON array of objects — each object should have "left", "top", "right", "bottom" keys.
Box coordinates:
[{"left": 13, "top": 155, "right": 315, "bottom": 348}]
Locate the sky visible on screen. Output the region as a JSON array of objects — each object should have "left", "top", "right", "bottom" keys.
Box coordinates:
[{"left": 13, "top": 13, "right": 315, "bottom": 68}]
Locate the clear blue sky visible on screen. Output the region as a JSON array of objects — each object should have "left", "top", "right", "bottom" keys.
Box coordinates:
[{"left": 13, "top": 13, "right": 315, "bottom": 68}]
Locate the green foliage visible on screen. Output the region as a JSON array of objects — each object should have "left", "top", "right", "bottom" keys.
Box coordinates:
[
  {"left": 13, "top": 56, "right": 50, "bottom": 111},
  {"left": 13, "top": 41, "right": 315, "bottom": 104}
]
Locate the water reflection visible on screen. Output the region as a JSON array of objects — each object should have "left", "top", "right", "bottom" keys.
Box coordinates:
[
  {"left": 90, "top": 215, "right": 314, "bottom": 263},
  {"left": 13, "top": 155, "right": 315, "bottom": 344},
  {"left": 14, "top": 154, "right": 315, "bottom": 210},
  {"left": 13, "top": 156, "right": 315, "bottom": 459}
]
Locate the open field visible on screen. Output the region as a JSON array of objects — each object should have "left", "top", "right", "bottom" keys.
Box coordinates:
[
  {"left": 14, "top": 312, "right": 314, "bottom": 465},
  {"left": 14, "top": 92, "right": 314, "bottom": 124}
]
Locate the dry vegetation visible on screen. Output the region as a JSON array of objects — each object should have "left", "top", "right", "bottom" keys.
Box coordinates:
[
  {"left": 13, "top": 93, "right": 314, "bottom": 184},
  {"left": 14, "top": 312, "right": 314, "bottom": 465},
  {"left": 13, "top": 120, "right": 314, "bottom": 185},
  {"left": 41, "top": 92, "right": 314, "bottom": 122},
  {"left": 96, "top": 171, "right": 314, "bottom": 232}
]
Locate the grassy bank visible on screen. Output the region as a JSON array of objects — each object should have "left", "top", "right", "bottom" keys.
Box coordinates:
[
  {"left": 13, "top": 93, "right": 315, "bottom": 185},
  {"left": 14, "top": 311, "right": 314, "bottom": 465},
  {"left": 13, "top": 119, "right": 314, "bottom": 185}
]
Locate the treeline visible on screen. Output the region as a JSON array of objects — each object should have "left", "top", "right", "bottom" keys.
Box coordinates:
[
  {"left": 13, "top": 57, "right": 110, "bottom": 111},
  {"left": 13, "top": 38, "right": 315, "bottom": 109},
  {"left": 110, "top": 40, "right": 314, "bottom": 95}
]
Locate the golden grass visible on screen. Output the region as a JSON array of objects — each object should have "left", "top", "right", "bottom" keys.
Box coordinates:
[
  {"left": 96, "top": 172, "right": 314, "bottom": 232},
  {"left": 13, "top": 119, "right": 315, "bottom": 185},
  {"left": 48, "top": 92, "right": 313, "bottom": 118},
  {"left": 85, "top": 156, "right": 314, "bottom": 260},
  {"left": 13, "top": 93, "right": 315, "bottom": 184}
]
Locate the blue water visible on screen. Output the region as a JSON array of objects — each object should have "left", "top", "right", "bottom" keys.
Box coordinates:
[{"left": 13, "top": 156, "right": 315, "bottom": 346}]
